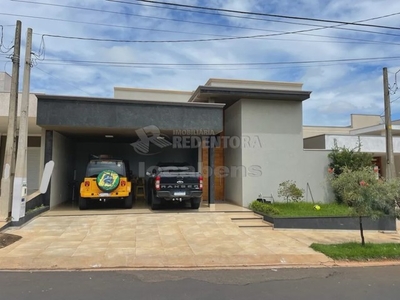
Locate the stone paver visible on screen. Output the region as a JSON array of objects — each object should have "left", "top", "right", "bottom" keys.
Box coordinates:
[{"left": 0, "top": 213, "right": 399, "bottom": 270}]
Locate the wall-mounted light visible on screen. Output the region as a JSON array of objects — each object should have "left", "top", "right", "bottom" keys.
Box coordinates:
[{"left": 105, "top": 135, "right": 114, "bottom": 138}]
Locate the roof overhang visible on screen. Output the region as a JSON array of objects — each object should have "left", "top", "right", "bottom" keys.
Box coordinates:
[
  {"left": 188, "top": 85, "right": 312, "bottom": 108},
  {"left": 36, "top": 94, "right": 225, "bottom": 142}
]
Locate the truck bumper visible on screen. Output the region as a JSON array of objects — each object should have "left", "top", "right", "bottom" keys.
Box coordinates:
[{"left": 156, "top": 191, "right": 202, "bottom": 200}]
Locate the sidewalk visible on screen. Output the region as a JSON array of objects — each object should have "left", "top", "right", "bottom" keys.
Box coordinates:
[{"left": 0, "top": 213, "right": 399, "bottom": 270}]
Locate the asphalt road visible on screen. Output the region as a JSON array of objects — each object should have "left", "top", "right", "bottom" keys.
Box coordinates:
[{"left": 0, "top": 266, "right": 399, "bottom": 300}]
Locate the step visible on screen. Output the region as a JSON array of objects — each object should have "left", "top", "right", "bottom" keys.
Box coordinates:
[{"left": 232, "top": 219, "right": 272, "bottom": 227}]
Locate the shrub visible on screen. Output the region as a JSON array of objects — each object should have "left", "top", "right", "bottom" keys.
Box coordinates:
[
  {"left": 277, "top": 180, "right": 304, "bottom": 203},
  {"left": 327, "top": 139, "right": 374, "bottom": 204},
  {"left": 327, "top": 139, "right": 374, "bottom": 176},
  {"left": 249, "top": 201, "right": 280, "bottom": 216}
]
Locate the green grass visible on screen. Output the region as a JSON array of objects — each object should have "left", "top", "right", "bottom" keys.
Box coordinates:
[
  {"left": 310, "top": 242, "right": 400, "bottom": 261},
  {"left": 250, "top": 201, "right": 352, "bottom": 217}
]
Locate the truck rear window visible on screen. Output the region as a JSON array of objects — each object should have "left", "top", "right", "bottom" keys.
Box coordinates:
[{"left": 86, "top": 161, "right": 126, "bottom": 177}]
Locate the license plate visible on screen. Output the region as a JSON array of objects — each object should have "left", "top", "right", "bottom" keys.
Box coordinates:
[
  {"left": 99, "top": 193, "right": 110, "bottom": 197},
  {"left": 174, "top": 192, "right": 186, "bottom": 196}
]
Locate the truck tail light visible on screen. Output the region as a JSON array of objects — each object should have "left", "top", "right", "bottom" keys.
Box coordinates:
[
  {"left": 155, "top": 176, "right": 161, "bottom": 190},
  {"left": 84, "top": 180, "right": 90, "bottom": 187},
  {"left": 120, "top": 180, "right": 126, "bottom": 187},
  {"left": 199, "top": 176, "right": 203, "bottom": 190}
]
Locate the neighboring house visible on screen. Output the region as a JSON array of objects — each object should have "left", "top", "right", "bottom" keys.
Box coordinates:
[
  {"left": 303, "top": 114, "right": 400, "bottom": 178},
  {"left": 0, "top": 72, "right": 44, "bottom": 195},
  {"left": 0, "top": 72, "right": 334, "bottom": 218}
]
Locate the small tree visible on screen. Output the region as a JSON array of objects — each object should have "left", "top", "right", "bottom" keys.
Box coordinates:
[
  {"left": 327, "top": 138, "right": 374, "bottom": 204},
  {"left": 278, "top": 180, "right": 304, "bottom": 203},
  {"left": 329, "top": 167, "right": 400, "bottom": 245}
]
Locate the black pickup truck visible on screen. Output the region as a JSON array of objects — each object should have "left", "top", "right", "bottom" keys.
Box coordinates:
[{"left": 146, "top": 162, "right": 203, "bottom": 210}]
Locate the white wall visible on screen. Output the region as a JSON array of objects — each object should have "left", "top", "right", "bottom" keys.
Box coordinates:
[
  {"left": 223, "top": 100, "right": 243, "bottom": 206},
  {"left": 325, "top": 135, "right": 400, "bottom": 153},
  {"left": 239, "top": 99, "right": 333, "bottom": 207},
  {"left": 114, "top": 88, "right": 192, "bottom": 102},
  {"left": 50, "top": 132, "right": 75, "bottom": 208}
]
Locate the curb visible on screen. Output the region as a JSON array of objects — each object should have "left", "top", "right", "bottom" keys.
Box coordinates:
[{"left": 1, "top": 260, "right": 400, "bottom": 272}]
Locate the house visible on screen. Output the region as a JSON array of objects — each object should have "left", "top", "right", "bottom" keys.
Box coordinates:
[
  {"left": 0, "top": 72, "right": 334, "bottom": 221},
  {"left": 303, "top": 114, "right": 400, "bottom": 177}
]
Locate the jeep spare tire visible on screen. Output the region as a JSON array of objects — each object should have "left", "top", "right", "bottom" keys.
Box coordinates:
[{"left": 96, "top": 170, "right": 120, "bottom": 192}]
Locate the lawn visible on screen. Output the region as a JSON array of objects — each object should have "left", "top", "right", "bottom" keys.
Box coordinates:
[
  {"left": 249, "top": 201, "right": 352, "bottom": 217},
  {"left": 310, "top": 242, "right": 400, "bottom": 261}
]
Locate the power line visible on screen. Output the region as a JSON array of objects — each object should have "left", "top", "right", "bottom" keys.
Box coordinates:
[
  {"left": 10, "top": 0, "right": 400, "bottom": 39},
  {"left": 108, "top": 0, "right": 400, "bottom": 31},
  {"left": 3, "top": 12, "right": 398, "bottom": 46},
  {"left": 0, "top": 13, "right": 236, "bottom": 39},
  {"left": 5, "top": 13, "right": 400, "bottom": 47},
  {"left": 37, "top": 55, "right": 400, "bottom": 67},
  {"left": 36, "top": 28, "right": 400, "bottom": 45}
]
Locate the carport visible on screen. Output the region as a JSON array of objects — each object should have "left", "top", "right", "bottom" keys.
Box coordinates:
[{"left": 36, "top": 94, "right": 224, "bottom": 209}]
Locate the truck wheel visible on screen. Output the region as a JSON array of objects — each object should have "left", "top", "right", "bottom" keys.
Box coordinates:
[
  {"left": 124, "top": 195, "right": 133, "bottom": 209},
  {"left": 151, "top": 193, "right": 161, "bottom": 210},
  {"left": 79, "top": 197, "right": 87, "bottom": 210},
  {"left": 190, "top": 197, "right": 201, "bottom": 209}
]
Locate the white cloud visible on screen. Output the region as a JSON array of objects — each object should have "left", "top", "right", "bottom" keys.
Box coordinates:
[{"left": 0, "top": 0, "right": 400, "bottom": 125}]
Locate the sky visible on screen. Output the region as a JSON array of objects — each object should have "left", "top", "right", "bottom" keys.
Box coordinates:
[{"left": 1, "top": 0, "right": 400, "bottom": 126}]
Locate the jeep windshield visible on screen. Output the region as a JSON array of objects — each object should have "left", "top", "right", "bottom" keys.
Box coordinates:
[{"left": 85, "top": 160, "right": 126, "bottom": 177}]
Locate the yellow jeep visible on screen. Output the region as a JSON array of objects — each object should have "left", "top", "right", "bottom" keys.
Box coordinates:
[{"left": 79, "top": 159, "right": 132, "bottom": 210}]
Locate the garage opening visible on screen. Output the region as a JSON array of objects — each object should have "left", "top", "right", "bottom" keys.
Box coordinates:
[
  {"left": 49, "top": 130, "right": 200, "bottom": 210},
  {"left": 36, "top": 94, "right": 224, "bottom": 211}
]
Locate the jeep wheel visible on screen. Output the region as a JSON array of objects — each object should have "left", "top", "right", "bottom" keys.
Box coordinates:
[
  {"left": 96, "top": 169, "right": 120, "bottom": 192},
  {"left": 124, "top": 195, "right": 133, "bottom": 209},
  {"left": 190, "top": 197, "right": 201, "bottom": 209},
  {"left": 79, "top": 197, "right": 87, "bottom": 210}
]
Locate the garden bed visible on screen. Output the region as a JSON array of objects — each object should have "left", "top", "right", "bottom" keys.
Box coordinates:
[{"left": 250, "top": 201, "right": 397, "bottom": 231}]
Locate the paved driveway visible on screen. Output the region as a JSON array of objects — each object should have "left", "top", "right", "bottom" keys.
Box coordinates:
[{"left": 0, "top": 212, "right": 399, "bottom": 270}]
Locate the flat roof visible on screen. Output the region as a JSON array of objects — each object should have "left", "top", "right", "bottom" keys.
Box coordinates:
[{"left": 188, "top": 85, "right": 311, "bottom": 107}]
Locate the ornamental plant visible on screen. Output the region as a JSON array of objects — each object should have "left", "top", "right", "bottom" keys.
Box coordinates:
[
  {"left": 329, "top": 166, "right": 400, "bottom": 245},
  {"left": 277, "top": 180, "right": 304, "bottom": 203}
]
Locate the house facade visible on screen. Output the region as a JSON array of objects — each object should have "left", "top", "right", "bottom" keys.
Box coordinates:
[{"left": 0, "top": 72, "right": 334, "bottom": 220}]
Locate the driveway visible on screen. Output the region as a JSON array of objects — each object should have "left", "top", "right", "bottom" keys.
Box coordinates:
[{"left": 0, "top": 211, "right": 399, "bottom": 270}]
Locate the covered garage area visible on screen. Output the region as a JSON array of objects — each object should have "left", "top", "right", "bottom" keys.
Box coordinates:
[{"left": 36, "top": 94, "right": 224, "bottom": 210}]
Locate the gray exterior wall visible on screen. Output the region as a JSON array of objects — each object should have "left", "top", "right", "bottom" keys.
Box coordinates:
[
  {"left": 303, "top": 135, "right": 326, "bottom": 149},
  {"left": 50, "top": 132, "right": 75, "bottom": 207},
  {"left": 37, "top": 97, "right": 223, "bottom": 133},
  {"left": 223, "top": 101, "right": 243, "bottom": 206},
  {"left": 239, "top": 99, "right": 333, "bottom": 207}
]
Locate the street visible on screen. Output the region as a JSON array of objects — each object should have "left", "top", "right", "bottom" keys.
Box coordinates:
[{"left": 0, "top": 266, "right": 398, "bottom": 299}]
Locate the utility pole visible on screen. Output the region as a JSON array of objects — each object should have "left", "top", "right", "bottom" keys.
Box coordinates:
[
  {"left": 12, "top": 27, "right": 32, "bottom": 222},
  {"left": 383, "top": 67, "right": 396, "bottom": 180},
  {"left": 0, "top": 20, "right": 22, "bottom": 221}
]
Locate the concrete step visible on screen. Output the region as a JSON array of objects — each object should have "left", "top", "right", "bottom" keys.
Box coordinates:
[
  {"left": 232, "top": 218, "right": 272, "bottom": 228},
  {"left": 225, "top": 212, "right": 261, "bottom": 219}
]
